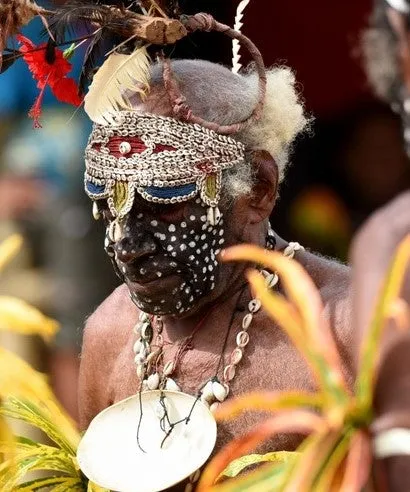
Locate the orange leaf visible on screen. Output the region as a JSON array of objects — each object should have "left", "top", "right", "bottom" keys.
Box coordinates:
[
  {"left": 339, "top": 430, "right": 371, "bottom": 492},
  {"left": 197, "top": 410, "right": 326, "bottom": 491},
  {"left": 283, "top": 431, "right": 341, "bottom": 491},
  {"left": 214, "top": 391, "right": 323, "bottom": 421}
]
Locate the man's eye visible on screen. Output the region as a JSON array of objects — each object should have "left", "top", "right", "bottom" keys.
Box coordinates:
[{"left": 154, "top": 202, "right": 187, "bottom": 222}]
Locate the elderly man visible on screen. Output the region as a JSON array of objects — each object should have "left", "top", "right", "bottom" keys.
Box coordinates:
[{"left": 77, "top": 58, "right": 354, "bottom": 490}]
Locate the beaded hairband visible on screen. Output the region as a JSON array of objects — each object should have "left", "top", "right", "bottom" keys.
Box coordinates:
[{"left": 85, "top": 112, "right": 246, "bottom": 225}]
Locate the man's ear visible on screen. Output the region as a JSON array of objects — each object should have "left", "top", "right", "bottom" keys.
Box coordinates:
[{"left": 246, "top": 150, "right": 279, "bottom": 224}]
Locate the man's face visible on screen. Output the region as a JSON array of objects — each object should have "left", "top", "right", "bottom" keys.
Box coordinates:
[{"left": 97, "top": 195, "right": 228, "bottom": 315}]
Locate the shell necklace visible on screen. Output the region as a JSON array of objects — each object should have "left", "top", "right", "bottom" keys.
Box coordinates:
[{"left": 77, "top": 238, "right": 304, "bottom": 492}]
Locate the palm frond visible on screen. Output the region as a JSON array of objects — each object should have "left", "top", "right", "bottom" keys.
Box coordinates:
[
  {"left": 0, "top": 437, "right": 79, "bottom": 490},
  {"left": 0, "top": 296, "right": 59, "bottom": 342},
  {"left": 0, "top": 235, "right": 23, "bottom": 271}
]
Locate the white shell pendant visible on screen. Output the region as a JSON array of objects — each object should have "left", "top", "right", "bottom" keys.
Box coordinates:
[
  {"left": 165, "top": 378, "right": 181, "bottom": 392},
  {"left": 207, "top": 206, "right": 221, "bottom": 226},
  {"left": 92, "top": 201, "right": 100, "bottom": 220},
  {"left": 212, "top": 381, "right": 228, "bottom": 402},
  {"left": 147, "top": 373, "right": 160, "bottom": 391},
  {"left": 77, "top": 391, "right": 217, "bottom": 492},
  {"left": 108, "top": 220, "right": 122, "bottom": 242},
  {"left": 201, "top": 381, "right": 214, "bottom": 402},
  {"left": 210, "top": 402, "right": 220, "bottom": 413}
]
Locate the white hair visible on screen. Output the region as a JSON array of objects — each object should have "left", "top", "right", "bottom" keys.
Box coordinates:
[{"left": 149, "top": 59, "right": 311, "bottom": 200}]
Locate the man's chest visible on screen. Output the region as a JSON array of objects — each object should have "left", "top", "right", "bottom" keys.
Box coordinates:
[{"left": 106, "top": 324, "right": 314, "bottom": 451}]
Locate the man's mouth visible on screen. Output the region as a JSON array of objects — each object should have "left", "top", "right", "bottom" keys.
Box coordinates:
[{"left": 118, "top": 258, "right": 186, "bottom": 291}]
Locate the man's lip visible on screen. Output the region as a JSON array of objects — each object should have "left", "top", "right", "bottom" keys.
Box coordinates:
[{"left": 128, "top": 273, "right": 180, "bottom": 294}]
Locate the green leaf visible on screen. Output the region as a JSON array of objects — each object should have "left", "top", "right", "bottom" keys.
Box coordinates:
[
  {"left": 52, "top": 478, "right": 84, "bottom": 491},
  {"left": 218, "top": 451, "right": 297, "bottom": 480},
  {"left": 0, "top": 396, "right": 77, "bottom": 456},
  {"left": 0, "top": 348, "right": 80, "bottom": 450},
  {"left": 16, "top": 476, "right": 81, "bottom": 491},
  {"left": 313, "top": 429, "right": 354, "bottom": 491},
  {"left": 0, "top": 444, "right": 79, "bottom": 491},
  {"left": 211, "top": 460, "right": 291, "bottom": 492}
]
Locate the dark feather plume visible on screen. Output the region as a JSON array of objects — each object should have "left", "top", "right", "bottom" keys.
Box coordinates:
[
  {"left": 45, "top": 38, "right": 56, "bottom": 64},
  {"left": 78, "top": 28, "right": 106, "bottom": 96},
  {"left": 0, "top": 52, "right": 19, "bottom": 74},
  {"left": 46, "top": 3, "right": 130, "bottom": 45}
]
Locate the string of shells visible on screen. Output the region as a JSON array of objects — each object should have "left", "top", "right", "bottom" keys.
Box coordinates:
[{"left": 132, "top": 241, "right": 305, "bottom": 412}]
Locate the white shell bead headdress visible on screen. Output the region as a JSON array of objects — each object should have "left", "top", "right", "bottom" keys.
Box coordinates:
[{"left": 85, "top": 112, "right": 246, "bottom": 221}]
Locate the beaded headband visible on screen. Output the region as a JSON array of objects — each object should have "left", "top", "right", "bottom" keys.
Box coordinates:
[{"left": 85, "top": 112, "right": 246, "bottom": 223}]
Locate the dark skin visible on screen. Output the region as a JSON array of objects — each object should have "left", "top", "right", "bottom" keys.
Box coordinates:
[
  {"left": 351, "top": 192, "right": 410, "bottom": 492},
  {"left": 98, "top": 150, "right": 276, "bottom": 320}
]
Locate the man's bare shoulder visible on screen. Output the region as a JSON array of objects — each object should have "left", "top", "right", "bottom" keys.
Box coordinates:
[
  {"left": 79, "top": 284, "right": 137, "bottom": 428},
  {"left": 84, "top": 283, "right": 137, "bottom": 346}
]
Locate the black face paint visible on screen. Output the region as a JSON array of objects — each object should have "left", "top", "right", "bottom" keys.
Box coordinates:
[{"left": 99, "top": 197, "right": 225, "bottom": 315}]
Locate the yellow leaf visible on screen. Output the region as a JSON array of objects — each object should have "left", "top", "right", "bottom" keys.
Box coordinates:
[
  {"left": 0, "top": 442, "right": 79, "bottom": 490},
  {"left": 0, "top": 348, "right": 80, "bottom": 452},
  {"left": 1, "top": 397, "right": 79, "bottom": 457},
  {"left": 218, "top": 451, "right": 297, "bottom": 481},
  {"left": 0, "top": 296, "right": 59, "bottom": 342},
  {"left": 197, "top": 410, "right": 326, "bottom": 491},
  {"left": 16, "top": 476, "right": 80, "bottom": 491},
  {"left": 211, "top": 460, "right": 290, "bottom": 492},
  {"left": 0, "top": 414, "right": 14, "bottom": 464},
  {"left": 0, "top": 235, "right": 23, "bottom": 272},
  {"left": 87, "top": 480, "right": 111, "bottom": 492},
  {"left": 214, "top": 391, "right": 323, "bottom": 421}
]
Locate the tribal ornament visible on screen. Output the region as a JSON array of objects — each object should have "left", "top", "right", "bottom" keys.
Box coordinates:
[{"left": 85, "top": 111, "right": 246, "bottom": 224}]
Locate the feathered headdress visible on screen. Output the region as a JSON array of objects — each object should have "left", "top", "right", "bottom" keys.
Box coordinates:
[{"left": 0, "top": 0, "right": 265, "bottom": 133}]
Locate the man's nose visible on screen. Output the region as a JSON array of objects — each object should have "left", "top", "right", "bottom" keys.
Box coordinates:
[{"left": 115, "top": 234, "right": 157, "bottom": 263}]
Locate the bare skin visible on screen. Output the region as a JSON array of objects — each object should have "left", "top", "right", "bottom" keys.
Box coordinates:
[
  {"left": 351, "top": 192, "right": 410, "bottom": 491},
  {"left": 78, "top": 82, "right": 354, "bottom": 490},
  {"left": 79, "top": 242, "right": 353, "bottom": 452}
]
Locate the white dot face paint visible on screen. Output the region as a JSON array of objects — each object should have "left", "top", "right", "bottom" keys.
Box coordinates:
[{"left": 116, "top": 199, "right": 226, "bottom": 317}]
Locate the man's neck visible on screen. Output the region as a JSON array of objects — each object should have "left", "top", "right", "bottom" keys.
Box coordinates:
[{"left": 161, "top": 277, "right": 249, "bottom": 341}]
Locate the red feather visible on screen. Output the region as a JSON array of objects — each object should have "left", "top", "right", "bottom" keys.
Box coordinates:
[{"left": 17, "top": 35, "right": 82, "bottom": 127}]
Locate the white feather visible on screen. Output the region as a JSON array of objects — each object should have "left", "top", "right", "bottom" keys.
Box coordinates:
[
  {"left": 84, "top": 48, "right": 151, "bottom": 125},
  {"left": 232, "top": 0, "right": 251, "bottom": 74}
]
